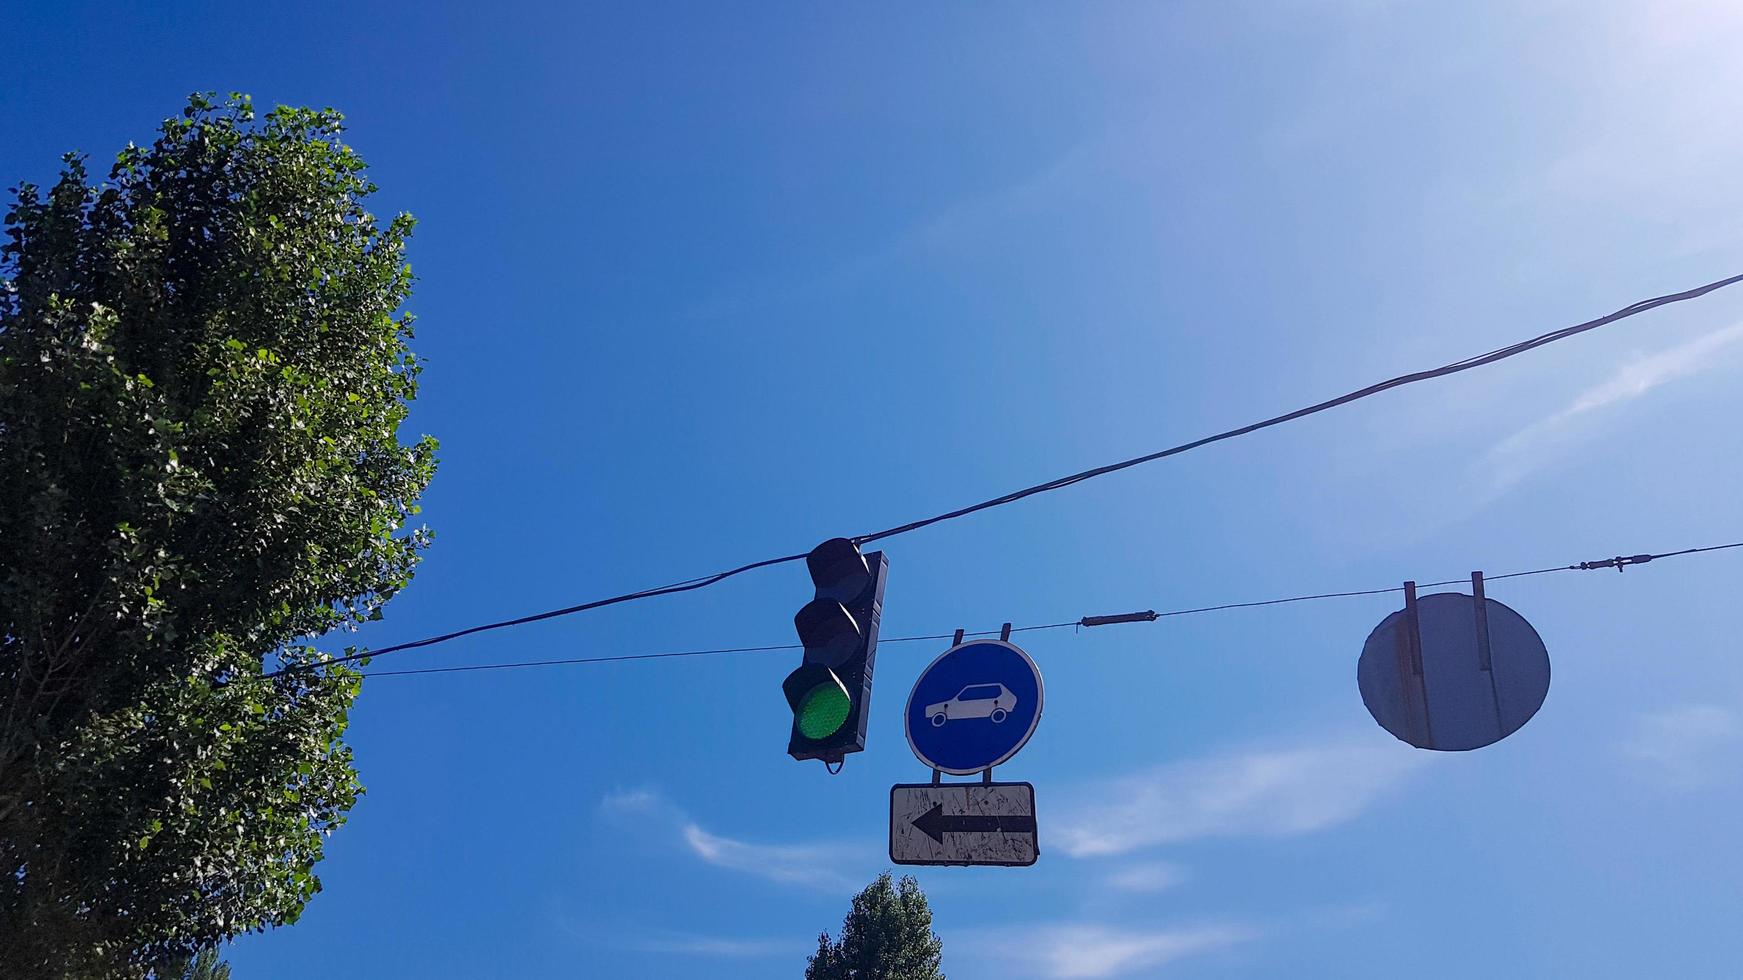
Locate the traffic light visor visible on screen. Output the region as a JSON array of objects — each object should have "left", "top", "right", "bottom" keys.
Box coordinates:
[
  {"left": 783, "top": 663, "right": 852, "bottom": 741},
  {"left": 806, "top": 538, "right": 871, "bottom": 602},
  {"left": 794, "top": 597, "right": 861, "bottom": 668}
]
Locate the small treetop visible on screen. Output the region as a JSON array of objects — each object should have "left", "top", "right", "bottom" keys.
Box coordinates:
[{"left": 806, "top": 873, "right": 944, "bottom": 980}]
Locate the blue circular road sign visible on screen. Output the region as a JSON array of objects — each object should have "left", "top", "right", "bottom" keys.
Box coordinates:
[{"left": 905, "top": 640, "right": 1044, "bottom": 775}]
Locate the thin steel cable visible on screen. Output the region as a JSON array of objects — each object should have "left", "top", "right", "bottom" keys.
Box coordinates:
[
  {"left": 1641, "top": 541, "right": 1743, "bottom": 561},
  {"left": 1009, "top": 622, "right": 1083, "bottom": 634},
  {"left": 358, "top": 539, "right": 1740, "bottom": 678},
  {"left": 1154, "top": 586, "right": 1405, "bottom": 618},
  {"left": 274, "top": 272, "right": 1743, "bottom": 677}
]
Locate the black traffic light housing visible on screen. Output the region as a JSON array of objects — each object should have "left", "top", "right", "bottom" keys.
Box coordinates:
[{"left": 784, "top": 538, "right": 889, "bottom": 765}]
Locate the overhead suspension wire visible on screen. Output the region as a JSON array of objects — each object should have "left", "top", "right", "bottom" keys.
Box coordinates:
[
  {"left": 357, "top": 538, "right": 1743, "bottom": 678},
  {"left": 845, "top": 273, "right": 1743, "bottom": 546},
  {"left": 268, "top": 271, "right": 1743, "bottom": 678}
]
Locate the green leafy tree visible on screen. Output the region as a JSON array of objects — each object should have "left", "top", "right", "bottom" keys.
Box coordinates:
[
  {"left": 806, "top": 873, "right": 945, "bottom": 980},
  {"left": 151, "top": 949, "right": 232, "bottom": 980},
  {"left": 184, "top": 950, "right": 232, "bottom": 980},
  {"left": 0, "top": 93, "right": 436, "bottom": 977}
]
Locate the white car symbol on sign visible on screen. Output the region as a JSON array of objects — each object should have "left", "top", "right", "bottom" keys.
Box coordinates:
[{"left": 925, "top": 683, "right": 1017, "bottom": 727}]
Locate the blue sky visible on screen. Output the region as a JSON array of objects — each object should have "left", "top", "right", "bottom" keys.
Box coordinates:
[{"left": 7, "top": 2, "right": 1743, "bottom": 977}]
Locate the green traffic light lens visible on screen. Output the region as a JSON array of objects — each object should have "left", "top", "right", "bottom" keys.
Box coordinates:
[{"left": 796, "top": 683, "right": 852, "bottom": 740}]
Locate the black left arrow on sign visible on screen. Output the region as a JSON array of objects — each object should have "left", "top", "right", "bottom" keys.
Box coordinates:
[{"left": 912, "top": 803, "right": 1036, "bottom": 843}]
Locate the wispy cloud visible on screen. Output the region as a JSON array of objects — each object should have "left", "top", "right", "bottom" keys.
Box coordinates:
[
  {"left": 1055, "top": 739, "right": 1425, "bottom": 858},
  {"left": 679, "top": 824, "right": 853, "bottom": 890},
  {"left": 1486, "top": 322, "right": 1743, "bottom": 490},
  {"left": 629, "top": 933, "right": 798, "bottom": 957},
  {"left": 1535, "top": 3, "right": 1743, "bottom": 255},
  {"left": 555, "top": 917, "right": 804, "bottom": 960},
  {"left": 1621, "top": 703, "right": 1743, "bottom": 789},
  {"left": 965, "top": 923, "right": 1258, "bottom": 979},
  {"left": 960, "top": 901, "right": 1386, "bottom": 979},
  {"left": 599, "top": 788, "right": 862, "bottom": 890},
  {"left": 1102, "top": 861, "right": 1187, "bottom": 894},
  {"left": 599, "top": 788, "right": 667, "bottom": 817},
  {"left": 678, "top": 135, "right": 1105, "bottom": 324}
]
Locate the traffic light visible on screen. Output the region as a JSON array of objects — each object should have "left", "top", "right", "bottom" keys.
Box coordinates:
[{"left": 783, "top": 538, "right": 889, "bottom": 765}]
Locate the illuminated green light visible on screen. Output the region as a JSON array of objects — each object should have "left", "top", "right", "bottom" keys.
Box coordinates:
[{"left": 796, "top": 681, "right": 852, "bottom": 740}]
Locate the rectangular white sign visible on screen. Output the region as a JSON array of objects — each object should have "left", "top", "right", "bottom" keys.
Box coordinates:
[{"left": 889, "top": 782, "right": 1037, "bottom": 867}]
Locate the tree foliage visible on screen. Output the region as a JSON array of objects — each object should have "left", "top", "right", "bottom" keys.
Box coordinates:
[
  {"left": 806, "top": 873, "right": 945, "bottom": 980},
  {"left": 0, "top": 93, "right": 435, "bottom": 976},
  {"left": 152, "top": 949, "right": 231, "bottom": 980}
]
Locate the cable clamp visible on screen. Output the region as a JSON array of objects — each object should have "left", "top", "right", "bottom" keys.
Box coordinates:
[
  {"left": 1577, "top": 554, "right": 1655, "bottom": 573},
  {"left": 1079, "top": 610, "right": 1161, "bottom": 628}
]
